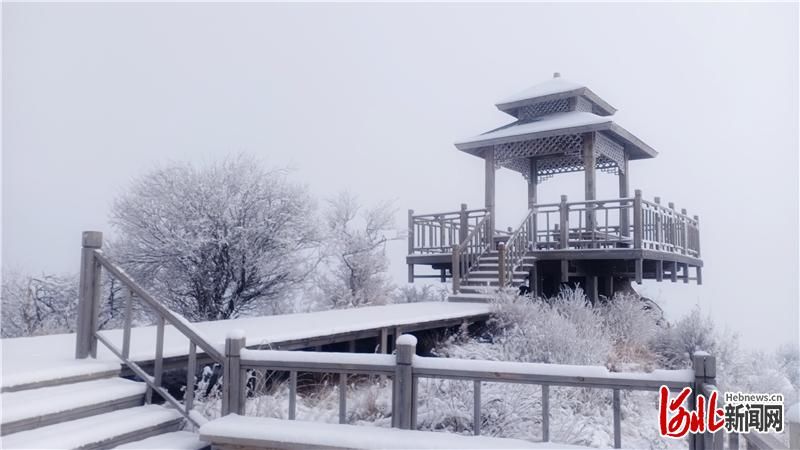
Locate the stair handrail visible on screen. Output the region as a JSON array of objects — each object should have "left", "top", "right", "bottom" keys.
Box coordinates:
[
  {"left": 451, "top": 212, "right": 492, "bottom": 293},
  {"left": 500, "top": 208, "right": 535, "bottom": 287},
  {"left": 76, "top": 231, "right": 222, "bottom": 428}
]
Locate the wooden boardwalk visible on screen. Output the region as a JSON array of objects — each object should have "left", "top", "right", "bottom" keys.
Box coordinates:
[{"left": 2, "top": 301, "right": 491, "bottom": 391}]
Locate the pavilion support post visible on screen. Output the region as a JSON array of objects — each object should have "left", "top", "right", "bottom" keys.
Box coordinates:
[
  {"left": 76, "top": 231, "right": 103, "bottom": 359},
  {"left": 529, "top": 262, "right": 539, "bottom": 298},
  {"left": 451, "top": 244, "right": 461, "bottom": 294},
  {"left": 585, "top": 275, "right": 598, "bottom": 305},
  {"left": 582, "top": 133, "right": 597, "bottom": 232},
  {"left": 528, "top": 158, "right": 538, "bottom": 248},
  {"left": 407, "top": 209, "right": 414, "bottom": 282},
  {"left": 484, "top": 147, "right": 496, "bottom": 235},
  {"left": 527, "top": 158, "right": 538, "bottom": 209},
  {"left": 618, "top": 153, "right": 630, "bottom": 238}
]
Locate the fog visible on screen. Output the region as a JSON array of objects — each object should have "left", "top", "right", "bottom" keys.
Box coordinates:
[{"left": 3, "top": 3, "right": 798, "bottom": 349}]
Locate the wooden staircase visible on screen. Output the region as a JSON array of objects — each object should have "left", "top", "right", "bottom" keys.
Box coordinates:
[
  {"left": 448, "top": 250, "right": 534, "bottom": 302},
  {"left": 0, "top": 367, "right": 208, "bottom": 450}
]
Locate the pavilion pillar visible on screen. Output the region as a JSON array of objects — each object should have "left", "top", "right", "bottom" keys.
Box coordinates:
[
  {"left": 618, "top": 152, "right": 630, "bottom": 237},
  {"left": 582, "top": 133, "right": 597, "bottom": 231},
  {"left": 527, "top": 158, "right": 537, "bottom": 209},
  {"left": 527, "top": 158, "right": 538, "bottom": 248},
  {"left": 484, "top": 147, "right": 496, "bottom": 234}
]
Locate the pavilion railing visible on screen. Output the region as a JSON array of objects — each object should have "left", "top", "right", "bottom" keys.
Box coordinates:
[
  {"left": 408, "top": 205, "right": 488, "bottom": 255},
  {"left": 75, "top": 231, "right": 224, "bottom": 429},
  {"left": 450, "top": 212, "right": 493, "bottom": 293},
  {"left": 527, "top": 190, "right": 700, "bottom": 258},
  {"left": 499, "top": 209, "right": 536, "bottom": 287}
]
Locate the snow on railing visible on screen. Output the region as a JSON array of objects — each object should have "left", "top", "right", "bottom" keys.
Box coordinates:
[
  {"left": 75, "top": 231, "right": 223, "bottom": 428},
  {"left": 227, "top": 331, "right": 705, "bottom": 449}
]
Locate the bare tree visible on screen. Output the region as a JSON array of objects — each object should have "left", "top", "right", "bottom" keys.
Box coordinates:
[
  {"left": 315, "top": 192, "right": 400, "bottom": 309},
  {"left": 110, "top": 156, "right": 320, "bottom": 321}
]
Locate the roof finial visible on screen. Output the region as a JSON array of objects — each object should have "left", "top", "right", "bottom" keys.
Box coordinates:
[{"left": 553, "top": 72, "right": 561, "bottom": 78}]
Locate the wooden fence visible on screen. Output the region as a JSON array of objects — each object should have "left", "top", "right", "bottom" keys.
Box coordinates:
[{"left": 219, "top": 332, "right": 787, "bottom": 449}]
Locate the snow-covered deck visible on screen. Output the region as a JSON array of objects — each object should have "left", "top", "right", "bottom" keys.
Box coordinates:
[
  {"left": 1, "top": 302, "right": 492, "bottom": 391},
  {"left": 199, "top": 415, "right": 587, "bottom": 449}
]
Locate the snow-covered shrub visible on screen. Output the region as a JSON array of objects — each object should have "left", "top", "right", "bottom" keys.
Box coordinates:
[
  {"left": 392, "top": 284, "right": 448, "bottom": 304},
  {"left": 486, "top": 288, "right": 612, "bottom": 365},
  {"left": 602, "top": 293, "right": 661, "bottom": 369}
]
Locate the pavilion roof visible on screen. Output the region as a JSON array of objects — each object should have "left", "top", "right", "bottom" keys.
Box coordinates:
[
  {"left": 495, "top": 76, "right": 616, "bottom": 117},
  {"left": 454, "top": 111, "right": 657, "bottom": 160}
]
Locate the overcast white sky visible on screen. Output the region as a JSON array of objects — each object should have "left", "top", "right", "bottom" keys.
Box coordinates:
[{"left": 3, "top": 3, "right": 798, "bottom": 349}]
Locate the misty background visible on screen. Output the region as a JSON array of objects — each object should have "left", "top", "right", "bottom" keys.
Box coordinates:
[{"left": 3, "top": 3, "right": 798, "bottom": 349}]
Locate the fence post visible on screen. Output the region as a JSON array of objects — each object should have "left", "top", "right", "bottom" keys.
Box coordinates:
[
  {"left": 222, "top": 330, "right": 246, "bottom": 416},
  {"left": 76, "top": 231, "right": 103, "bottom": 359},
  {"left": 394, "top": 334, "right": 417, "bottom": 429},
  {"left": 559, "top": 195, "right": 569, "bottom": 249},
  {"left": 692, "top": 351, "right": 716, "bottom": 450},
  {"left": 497, "top": 242, "right": 506, "bottom": 288},
  {"left": 788, "top": 403, "right": 800, "bottom": 450},
  {"left": 451, "top": 244, "right": 461, "bottom": 294},
  {"left": 693, "top": 215, "right": 702, "bottom": 258},
  {"left": 407, "top": 210, "right": 415, "bottom": 282}
]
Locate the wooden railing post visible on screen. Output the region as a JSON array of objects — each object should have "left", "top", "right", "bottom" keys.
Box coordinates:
[
  {"left": 692, "top": 351, "right": 716, "bottom": 450},
  {"left": 681, "top": 208, "right": 689, "bottom": 255},
  {"left": 633, "top": 191, "right": 642, "bottom": 249},
  {"left": 394, "top": 334, "right": 417, "bottom": 429},
  {"left": 788, "top": 403, "right": 800, "bottom": 450},
  {"left": 407, "top": 210, "right": 415, "bottom": 282},
  {"left": 459, "top": 204, "right": 469, "bottom": 245},
  {"left": 76, "top": 231, "right": 103, "bottom": 359},
  {"left": 497, "top": 242, "right": 507, "bottom": 288},
  {"left": 222, "top": 330, "right": 246, "bottom": 416},
  {"left": 451, "top": 244, "right": 461, "bottom": 294},
  {"left": 559, "top": 195, "right": 569, "bottom": 249}
]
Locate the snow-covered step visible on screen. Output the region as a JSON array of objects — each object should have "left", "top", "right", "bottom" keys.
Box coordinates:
[
  {"left": 115, "top": 430, "right": 209, "bottom": 450},
  {"left": 468, "top": 271, "right": 528, "bottom": 279},
  {"left": 2, "top": 363, "right": 120, "bottom": 393},
  {"left": 1, "top": 404, "right": 183, "bottom": 449},
  {"left": 1, "top": 377, "right": 147, "bottom": 435}
]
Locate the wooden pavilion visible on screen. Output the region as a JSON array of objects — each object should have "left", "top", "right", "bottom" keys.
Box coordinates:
[{"left": 406, "top": 73, "right": 703, "bottom": 302}]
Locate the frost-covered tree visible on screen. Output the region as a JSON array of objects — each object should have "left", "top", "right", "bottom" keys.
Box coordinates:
[
  {"left": 1, "top": 271, "right": 124, "bottom": 338},
  {"left": 315, "top": 192, "right": 400, "bottom": 309},
  {"left": 1, "top": 272, "right": 77, "bottom": 338},
  {"left": 110, "top": 156, "right": 320, "bottom": 321}
]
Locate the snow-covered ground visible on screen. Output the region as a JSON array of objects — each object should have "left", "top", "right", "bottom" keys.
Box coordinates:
[{"left": 1, "top": 302, "right": 490, "bottom": 390}]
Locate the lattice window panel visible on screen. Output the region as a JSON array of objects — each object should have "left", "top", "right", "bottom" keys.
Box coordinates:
[
  {"left": 517, "top": 99, "right": 571, "bottom": 121},
  {"left": 595, "top": 133, "right": 625, "bottom": 174},
  {"left": 494, "top": 134, "right": 583, "bottom": 165},
  {"left": 575, "top": 96, "right": 593, "bottom": 112}
]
